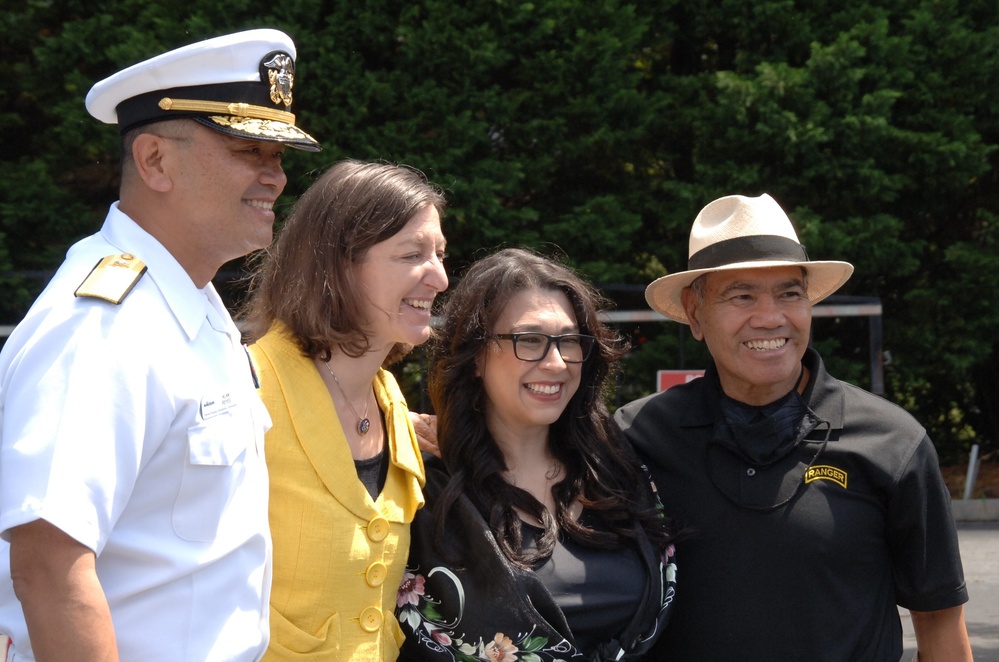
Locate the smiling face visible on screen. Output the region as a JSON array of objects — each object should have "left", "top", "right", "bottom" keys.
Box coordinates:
[
  {"left": 354, "top": 205, "right": 448, "bottom": 351},
  {"left": 182, "top": 126, "right": 287, "bottom": 246},
  {"left": 478, "top": 288, "right": 583, "bottom": 447},
  {"left": 682, "top": 265, "right": 812, "bottom": 406},
  {"left": 168, "top": 124, "right": 288, "bottom": 278},
  {"left": 122, "top": 121, "right": 289, "bottom": 286}
]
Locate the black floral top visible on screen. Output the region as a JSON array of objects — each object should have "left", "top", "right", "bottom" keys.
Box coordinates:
[{"left": 396, "top": 455, "right": 677, "bottom": 661}]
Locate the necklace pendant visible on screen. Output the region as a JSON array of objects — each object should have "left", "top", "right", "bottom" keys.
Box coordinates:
[{"left": 357, "top": 418, "right": 371, "bottom": 436}]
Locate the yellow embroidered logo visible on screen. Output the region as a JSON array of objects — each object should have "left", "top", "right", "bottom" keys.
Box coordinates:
[{"left": 804, "top": 465, "right": 848, "bottom": 489}]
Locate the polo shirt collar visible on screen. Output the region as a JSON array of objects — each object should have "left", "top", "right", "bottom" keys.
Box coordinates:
[{"left": 678, "top": 347, "right": 846, "bottom": 434}]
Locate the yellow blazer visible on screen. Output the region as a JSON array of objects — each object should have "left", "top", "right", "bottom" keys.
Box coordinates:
[{"left": 250, "top": 325, "right": 425, "bottom": 661}]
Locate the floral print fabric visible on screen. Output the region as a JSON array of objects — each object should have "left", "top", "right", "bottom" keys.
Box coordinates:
[
  {"left": 398, "top": 566, "right": 582, "bottom": 661},
  {"left": 394, "top": 457, "right": 678, "bottom": 662}
]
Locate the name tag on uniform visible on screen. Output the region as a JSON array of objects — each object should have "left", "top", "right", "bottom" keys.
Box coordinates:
[{"left": 200, "top": 392, "right": 236, "bottom": 420}]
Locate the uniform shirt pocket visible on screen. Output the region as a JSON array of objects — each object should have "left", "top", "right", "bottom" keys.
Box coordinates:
[{"left": 173, "top": 413, "right": 246, "bottom": 541}]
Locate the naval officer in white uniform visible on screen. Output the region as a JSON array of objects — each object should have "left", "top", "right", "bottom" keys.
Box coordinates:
[{"left": 0, "top": 28, "right": 320, "bottom": 661}]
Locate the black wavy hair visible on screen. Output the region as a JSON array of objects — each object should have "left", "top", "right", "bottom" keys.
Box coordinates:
[{"left": 428, "top": 247, "right": 675, "bottom": 568}]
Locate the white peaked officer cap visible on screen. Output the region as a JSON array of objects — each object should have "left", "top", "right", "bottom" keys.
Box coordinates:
[{"left": 85, "top": 28, "right": 320, "bottom": 151}]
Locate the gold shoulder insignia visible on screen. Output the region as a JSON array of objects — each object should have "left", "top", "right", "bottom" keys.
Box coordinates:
[{"left": 74, "top": 253, "right": 148, "bottom": 305}]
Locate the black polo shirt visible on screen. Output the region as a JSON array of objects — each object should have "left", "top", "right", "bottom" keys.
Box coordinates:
[{"left": 614, "top": 348, "right": 967, "bottom": 661}]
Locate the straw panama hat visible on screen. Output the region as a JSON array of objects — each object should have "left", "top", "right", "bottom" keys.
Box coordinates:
[
  {"left": 85, "top": 29, "right": 320, "bottom": 151},
  {"left": 645, "top": 193, "right": 854, "bottom": 324}
]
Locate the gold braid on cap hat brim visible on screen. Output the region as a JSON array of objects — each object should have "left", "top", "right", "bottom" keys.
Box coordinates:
[{"left": 158, "top": 97, "right": 296, "bottom": 125}]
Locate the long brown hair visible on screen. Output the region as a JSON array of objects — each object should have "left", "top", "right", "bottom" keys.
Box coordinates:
[{"left": 241, "top": 159, "right": 446, "bottom": 361}]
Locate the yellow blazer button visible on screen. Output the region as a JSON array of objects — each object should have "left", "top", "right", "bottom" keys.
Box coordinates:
[
  {"left": 367, "top": 516, "right": 389, "bottom": 542},
  {"left": 365, "top": 561, "right": 388, "bottom": 587},
  {"left": 359, "top": 606, "right": 383, "bottom": 632}
]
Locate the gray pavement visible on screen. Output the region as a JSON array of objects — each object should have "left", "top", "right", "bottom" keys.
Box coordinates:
[{"left": 901, "top": 522, "right": 999, "bottom": 661}]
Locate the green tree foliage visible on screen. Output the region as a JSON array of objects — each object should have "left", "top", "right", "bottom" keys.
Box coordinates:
[
  {"left": 284, "top": 0, "right": 655, "bottom": 283},
  {"left": 1, "top": 0, "right": 997, "bottom": 460}
]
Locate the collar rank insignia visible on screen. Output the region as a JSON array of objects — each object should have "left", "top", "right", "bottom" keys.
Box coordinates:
[
  {"left": 263, "top": 52, "right": 294, "bottom": 107},
  {"left": 75, "top": 253, "right": 147, "bottom": 305}
]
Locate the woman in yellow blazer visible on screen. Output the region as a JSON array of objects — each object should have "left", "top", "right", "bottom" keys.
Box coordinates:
[{"left": 241, "top": 160, "right": 448, "bottom": 660}]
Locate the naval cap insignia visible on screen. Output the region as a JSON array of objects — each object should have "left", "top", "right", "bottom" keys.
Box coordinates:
[{"left": 262, "top": 52, "right": 295, "bottom": 108}]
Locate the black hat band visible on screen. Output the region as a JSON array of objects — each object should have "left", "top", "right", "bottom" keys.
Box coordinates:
[{"left": 688, "top": 234, "right": 808, "bottom": 271}]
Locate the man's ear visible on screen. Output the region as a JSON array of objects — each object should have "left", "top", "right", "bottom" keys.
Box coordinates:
[
  {"left": 681, "top": 287, "right": 705, "bottom": 341},
  {"left": 130, "top": 133, "right": 175, "bottom": 193}
]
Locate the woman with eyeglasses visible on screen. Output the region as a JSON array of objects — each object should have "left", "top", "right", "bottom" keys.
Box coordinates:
[{"left": 396, "top": 248, "right": 679, "bottom": 661}]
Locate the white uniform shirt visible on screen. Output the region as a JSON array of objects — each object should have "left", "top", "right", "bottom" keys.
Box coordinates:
[{"left": 0, "top": 203, "right": 272, "bottom": 661}]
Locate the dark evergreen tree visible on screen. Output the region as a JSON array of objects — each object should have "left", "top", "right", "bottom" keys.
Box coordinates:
[{"left": 1, "top": 0, "right": 997, "bottom": 459}]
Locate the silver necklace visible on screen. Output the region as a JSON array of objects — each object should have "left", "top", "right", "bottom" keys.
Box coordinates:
[{"left": 324, "top": 361, "right": 371, "bottom": 435}]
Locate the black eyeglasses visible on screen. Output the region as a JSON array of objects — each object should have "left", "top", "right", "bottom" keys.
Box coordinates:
[{"left": 488, "top": 333, "right": 596, "bottom": 363}]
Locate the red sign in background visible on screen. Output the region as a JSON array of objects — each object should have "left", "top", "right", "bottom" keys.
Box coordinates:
[{"left": 656, "top": 369, "right": 705, "bottom": 392}]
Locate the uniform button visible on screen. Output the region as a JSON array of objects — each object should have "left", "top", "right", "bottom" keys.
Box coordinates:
[
  {"left": 746, "top": 468, "right": 756, "bottom": 476},
  {"left": 365, "top": 561, "right": 388, "bottom": 587},
  {"left": 367, "top": 516, "right": 389, "bottom": 542},
  {"left": 359, "top": 606, "right": 383, "bottom": 632}
]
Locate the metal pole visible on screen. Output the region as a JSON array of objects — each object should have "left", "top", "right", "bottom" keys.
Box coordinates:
[
  {"left": 963, "top": 444, "right": 981, "bottom": 500},
  {"left": 869, "top": 311, "right": 884, "bottom": 396}
]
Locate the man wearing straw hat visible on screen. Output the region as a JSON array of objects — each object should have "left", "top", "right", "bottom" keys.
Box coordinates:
[
  {"left": 614, "top": 193, "right": 971, "bottom": 661},
  {"left": 0, "top": 29, "right": 320, "bottom": 661}
]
